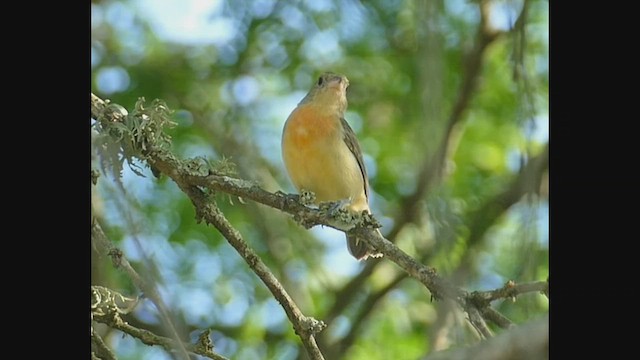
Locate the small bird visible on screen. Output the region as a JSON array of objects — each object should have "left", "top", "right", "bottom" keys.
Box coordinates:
[{"left": 281, "top": 72, "right": 383, "bottom": 260}]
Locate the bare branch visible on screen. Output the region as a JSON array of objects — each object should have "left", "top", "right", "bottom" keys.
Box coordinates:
[
  {"left": 91, "top": 217, "right": 191, "bottom": 360},
  {"left": 346, "top": 227, "right": 463, "bottom": 300},
  {"left": 187, "top": 190, "right": 327, "bottom": 360},
  {"left": 90, "top": 93, "right": 544, "bottom": 350},
  {"left": 466, "top": 306, "right": 493, "bottom": 339},
  {"left": 481, "top": 308, "right": 514, "bottom": 330},
  {"left": 422, "top": 315, "right": 548, "bottom": 360},
  {"left": 91, "top": 220, "right": 144, "bottom": 299},
  {"left": 331, "top": 273, "right": 546, "bottom": 355},
  {"left": 473, "top": 280, "right": 549, "bottom": 303},
  {"left": 91, "top": 328, "right": 117, "bottom": 360},
  {"left": 91, "top": 287, "right": 229, "bottom": 360},
  {"left": 331, "top": 270, "right": 548, "bottom": 352},
  {"left": 348, "top": 227, "right": 519, "bottom": 333}
]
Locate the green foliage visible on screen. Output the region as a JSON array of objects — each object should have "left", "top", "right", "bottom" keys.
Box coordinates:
[{"left": 91, "top": 0, "right": 549, "bottom": 359}]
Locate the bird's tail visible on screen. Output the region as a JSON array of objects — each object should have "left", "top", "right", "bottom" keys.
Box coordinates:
[{"left": 346, "top": 229, "right": 384, "bottom": 260}]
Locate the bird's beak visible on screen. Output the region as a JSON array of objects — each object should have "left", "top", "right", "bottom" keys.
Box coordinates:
[{"left": 326, "top": 76, "right": 348, "bottom": 92}]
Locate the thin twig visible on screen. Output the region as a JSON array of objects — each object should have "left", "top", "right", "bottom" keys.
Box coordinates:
[
  {"left": 92, "top": 302, "right": 229, "bottom": 360},
  {"left": 473, "top": 280, "right": 549, "bottom": 303},
  {"left": 331, "top": 273, "right": 547, "bottom": 355},
  {"left": 331, "top": 268, "right": 548, "bottom": 352},
  {"left": 91, "top": 220, "right": 226, "bottom": 359},
  {"left": 91, "top": 328, "right": 117, "bottom": 360},
  {"left": 481, "top": 308, "right": 514, "bottom": 330},
  {"left": 466, "top": 306, "right": 493, "bottom": 339},
  {"left": 422, "top": 315, "right": 548, "bottom": 360},
  {"left": 91, "top": 217, "right": 191, "bottom": 360}
]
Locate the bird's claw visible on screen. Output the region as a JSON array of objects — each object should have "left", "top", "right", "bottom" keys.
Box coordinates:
[
  {"left": 319, "top": 199, "right": 354, "bottom": 224},
  {"left": 299, "top": 189, "right": 317, "bottom": 206}
]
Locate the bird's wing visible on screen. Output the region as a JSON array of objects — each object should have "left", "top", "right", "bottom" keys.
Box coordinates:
[{"left": 340, "top": 117, "right": 369, "bottom": 200}]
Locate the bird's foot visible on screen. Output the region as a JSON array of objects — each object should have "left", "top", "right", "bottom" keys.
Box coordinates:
[
  {"left": 318, "top": 199, "right": 354, "bottom": 226},
  {"left": 359, "top": 210, "right": 382, "bottom": 229},
  {"left": 299, "top": 189, "right": 317, "bottom": 206}
]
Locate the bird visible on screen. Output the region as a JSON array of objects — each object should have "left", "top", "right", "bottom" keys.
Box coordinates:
[{"left": 281, "top": 72, "right": 383, "bottom": 260}]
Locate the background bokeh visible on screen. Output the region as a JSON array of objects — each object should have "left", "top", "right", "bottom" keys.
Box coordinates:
[{"left": 91, "top": 0, "right": 549, "bottom": 359}]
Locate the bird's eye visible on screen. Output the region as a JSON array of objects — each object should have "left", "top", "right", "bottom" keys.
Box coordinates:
[{"left": 317, "top": 77, "right": 324, "bottom": 86}]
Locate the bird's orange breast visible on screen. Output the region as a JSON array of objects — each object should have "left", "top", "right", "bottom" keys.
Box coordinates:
[
  {"left": 282, "top": 104, "right": 368, "bottom": 209},
  {"left": 282, "top": 105, "right": 340, "bottom": 149}
]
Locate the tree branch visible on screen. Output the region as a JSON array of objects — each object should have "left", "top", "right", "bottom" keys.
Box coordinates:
[
  {"left": 466, "top": 306, "right": 493, "bottom": 339},
  {"left": 473, "top": 280, "right": 549, "bottom": 303},
  {"left": 90, "top": 92, "right": 540, "bottom": 350},
  {"left": 175, "top": 170, "right": 519, "bottom": 332},
  {"left": 422, "top": 315, "right": 548, "bottom": 360},
  {"left": 333, "top": 274, "right": 550, "bottom": 354},
  {"left": 91, "top": 217, "right": 191, "bottom": 360},
  {"left": 184, "top": 187, "right": 327, "bottom": 360},
  {"left": 91, "top": 286, "right": 229, "bottom": 360},
  {"left": 329, "top": 268, "right": 548, "bottom": 353},
  {"left": 481, "top": 307, "right": 514, "bottom": 330},
  {"left": 176, "top": 168, "right": 514, "bottom": 330},
  {"left": 91, "top": 327, "right": 117, "bottom": 360},
  {"left": 350, "top": 225, "right": 517, "bottom": 332}
]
